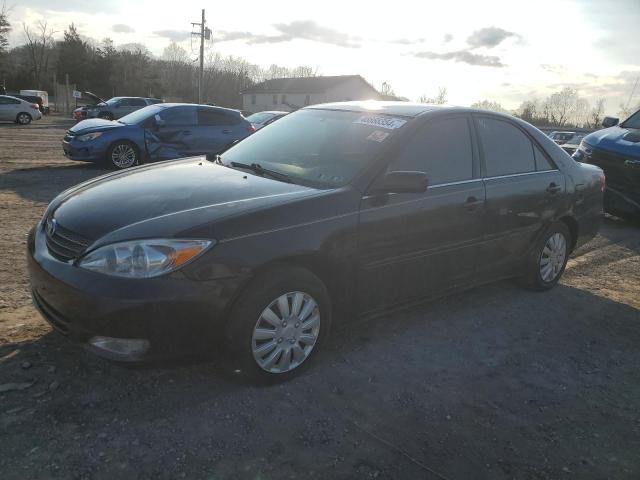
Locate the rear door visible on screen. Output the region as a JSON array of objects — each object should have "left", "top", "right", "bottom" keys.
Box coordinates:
[
  {"left": 0, "top": 96, "right": 20, "bottom": 120},
  {"left": 195, "top": 108, "right": 245, "bottom": 154},
  {"left": 145, "top": 106, "right": 198, "bottom": 160},
  {"left": 474, "top": 115, "right": 565, "bottom": 278},
  {"left": 357, "top": 115, "right": 485, "bottom": 312}
]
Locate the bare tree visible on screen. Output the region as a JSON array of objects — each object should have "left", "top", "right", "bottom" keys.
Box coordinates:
[
  {"left": 517, "top": 100, "right": 539, "bottom": 123},
  {"left": 22, "top": 21, "right": 55, "bottom": 89},
  {"left": 588, "top": 99, "right": 605, "bottom": 128},
  {"left": 471, "top": 99, "right": 508, "bottom": 113},
  {"left": 544, "top": 87, "right": 578, "bottom": 127},
  {"left": 419, "top": 87, "right": 447, "bottom": 104}
]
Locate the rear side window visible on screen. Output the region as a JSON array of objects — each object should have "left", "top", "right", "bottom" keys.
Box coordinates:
[
  {"left": 477, "top": 117, "right": 537, "bottom": 176},
  {"left": 390, "top": 117, "right": 474, "bottom": 185},
  {"left": 129, "top": 98, "right": 146, "bottom": 107},
  {"left": 533, "top": 144, "right": 555, "bottom": 171},
  {"left": 158, "top": 106, "right": 197, "bottom": 126},
  {"left": 198, "top": 108, "right": 240, "bottom": 126}
]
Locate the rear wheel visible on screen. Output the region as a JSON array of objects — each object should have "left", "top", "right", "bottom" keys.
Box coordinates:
[
  {"left": 16, "top": 112, "right": 32, "bottom": 125},
  {"left": 107, "top": 141, "right": 139, "bottom": 169},
  {"left": 521, "top": 222, "right": 572, "bottom": 290},
  {"left": 225, "top": 265, "right": 331, "bottom": 382}
]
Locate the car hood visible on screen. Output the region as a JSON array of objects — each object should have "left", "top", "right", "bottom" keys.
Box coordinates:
[
  {"left": 83, "top": 91, "right": 106, "bottom": 104},
  {"left": 584, "top": 126, "right": 640, "bottom": 159},
  {"left": 70, "top": 118, "right": 123, "bottom": 134},
  {"left": 49, "top": 157, "right": 319, "bottom": 245}
]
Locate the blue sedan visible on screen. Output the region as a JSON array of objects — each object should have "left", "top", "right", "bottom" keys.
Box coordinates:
[{"left": 62, "top": 103, "right": 255, "bottom": 169}]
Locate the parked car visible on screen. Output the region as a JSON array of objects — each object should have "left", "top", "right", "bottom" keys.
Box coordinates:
[
  {"left": 63, "top": 103, "right": 255, "bottom": 169},
  {"left": 246, "top": 111, "right": 288, "bottom": 130},
  {"left": 573, "top": 110, "right": 640, "bottom": 220},
  {"left": 560, "top": 133, "right": 586, "bottom": 156},
  {"left": 0, "top": 95, "right": 43, "bottom": 124},
  {"left": 20, "top": 89, "right": 49, "bottom": 114},
  {"left": 30, "top": 102, "right": 604, "bottom": 380},
  {"left": 548, "top": 131, "right": 577, "bottom": 145},
  {"left": 74, "top": 94, "right": 163, "bottom": 121}
]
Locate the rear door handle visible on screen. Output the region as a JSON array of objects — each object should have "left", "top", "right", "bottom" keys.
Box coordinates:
[
  {"left": 464, "top": 196, "right": 483, "bottom": 211},
  {"left": 546, "top": 182, "right": 561, "bottom": 194},
  {"left": 222, "top": 129, "right": 231, "bottom": 134}
]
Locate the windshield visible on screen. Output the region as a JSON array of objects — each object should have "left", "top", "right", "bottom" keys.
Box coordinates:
[
  {"left": 246, "top": 112, "right": 278, "bottom": 124},
  {"left": 621, "top": 109, "right": 640, "bottom": 129},
  {"left": 221, "top": 109, "right": 409, "bottom": 188},
  {"left": 118, "top": 104, "right": 164, "bottom": 125}
]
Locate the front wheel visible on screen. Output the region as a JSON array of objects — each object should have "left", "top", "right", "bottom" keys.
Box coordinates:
[
  {"left": 521, "top": 222, "right": 571, "bottom": 290},
  {"left": 107, "top": 142, "right": 139, "bottom": 169},
  {"left": 225, "top": 265, "right": 331, "bottom": 382},
  {"left": 16, "top": 112, "right": 32, "bottom": 125}
]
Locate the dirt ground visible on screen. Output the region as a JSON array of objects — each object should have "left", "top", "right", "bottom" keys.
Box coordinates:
[{"left": 1, "top": 115, "right": 639, "bottom": 479}]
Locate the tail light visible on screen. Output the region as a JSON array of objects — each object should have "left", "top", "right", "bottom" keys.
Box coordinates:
[
  {"left": 247, "top": 124, "right": 256, "bottom": 133},
  {"left": 30, "top": 103, "right": 39, "bottom": 110}
]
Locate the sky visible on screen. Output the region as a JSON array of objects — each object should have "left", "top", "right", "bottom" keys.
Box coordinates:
[{"left": 8, "top": 0, "right": 640, "bottom": 114}]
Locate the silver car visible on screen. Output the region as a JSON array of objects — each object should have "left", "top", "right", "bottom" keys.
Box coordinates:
[
  {"left": 84, "top": 96, "right": 163, "bottom": 121},
  {"left": 0, "top": 95, "right": 43, "bottom": 124}
]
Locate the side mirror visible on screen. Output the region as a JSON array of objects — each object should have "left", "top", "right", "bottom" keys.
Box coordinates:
[
  {"left": 370, "top": 171, "right": 428, "bottom": 194},
  {"left": 602, "top": 116, "right": 619, "bottom": 128}
]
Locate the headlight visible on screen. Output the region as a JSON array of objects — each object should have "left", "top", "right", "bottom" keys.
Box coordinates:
[
  {"left": 76, "top": 132, "right": 103, "bottom": 142},
  {"left": 77, "top": 239, "right": 213, "bottom": 278}
]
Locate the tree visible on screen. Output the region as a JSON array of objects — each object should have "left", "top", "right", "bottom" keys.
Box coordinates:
[
  {"left": 544, "top": 87, "right": 578, "bottom": 127},
  {"left": 587, "top": 99, "right": 605, "bottom": 128},
  {"left": 22, "top": 21, "right": 55, "bottom": 89},
  {"left": 57, "top": 23, "right": 92, "bottom": 88},
  {"left": 0, "top": 2, "right": 10, "bottom": 54},
  {"left": 471, "top": 99, "right": 508, "bottom": 113},
  {"left": 419, "top": 87, "right": 447, "bottom": 104},
  {"left": 517, "top": 100, "right": 539, "bottom": 123}
]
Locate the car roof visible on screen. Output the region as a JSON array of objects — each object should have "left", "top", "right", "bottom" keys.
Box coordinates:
[
  {"left": 251, "top": 110, "right": 288, "bottom": 115},
  {"left": 0, "top": 95, "right": 26, "bottom": 102},
  {"left": 157, "top": 103, "right": 243, "bottom": 115}
]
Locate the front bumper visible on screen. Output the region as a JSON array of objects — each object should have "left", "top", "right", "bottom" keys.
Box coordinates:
[
  {"left": 27, "top": 225, "right": 245, "bottom": 361},
  {"left": 62, "top": 138, "right": 107, "bottom": 162}
]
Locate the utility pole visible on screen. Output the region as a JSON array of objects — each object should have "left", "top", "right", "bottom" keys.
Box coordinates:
[{"left": 191, "top": 9, "right": 211, "bottom": 104}]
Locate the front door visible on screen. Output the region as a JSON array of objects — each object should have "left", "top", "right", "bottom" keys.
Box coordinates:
[
  {"left": 145, "top": 106, "right": 198, "bottom": 160},
  {"left": 0, "top": 96, "right": 20, "bottom": 121},
  {"left": 473, "top": 115, "right": 566, "bottom": 278},
  {"left": 357, "top": 115, "right": 485, "bottom": 313}
]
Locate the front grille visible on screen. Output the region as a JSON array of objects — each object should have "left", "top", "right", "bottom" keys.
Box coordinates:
[{"left": 45, "top": 219, "right": 92, "bottom": 262}]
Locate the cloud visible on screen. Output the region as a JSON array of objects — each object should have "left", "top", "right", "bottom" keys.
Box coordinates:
[
  {"left": 215, "top": 20, "right": 360, "bottom": 48},
  {"left": 466, "top": 27, "right": 520, "bottom": 49},
  {"left": 152, "top": 30, "right": 191, "bottom": 42},
  {"left": 112, "top": 24, "right": 134, "bottom": 34},
  {"left": 540, "top": 64, "right": 567, "bottom": 74},
  {"left": 413, "top": 50, "right": 505, "bottom": 67},
  {"left": 443, "top": 33, "right": 453, "bottom": 43}
]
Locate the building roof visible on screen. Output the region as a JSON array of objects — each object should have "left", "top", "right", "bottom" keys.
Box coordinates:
[
  {"left": 242, "top": 75, "right": 380, "bottom": 95},
  {"left": 306, "top": 101, "right": 451, "bottom": 117}
]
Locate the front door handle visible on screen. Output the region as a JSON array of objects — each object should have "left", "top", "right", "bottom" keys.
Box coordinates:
[
  {"left": 546, "top": 182, "right": 561, "bottom": 194},
  {"left": 464, "top": 196, "right": 483, "bottom": 211}
]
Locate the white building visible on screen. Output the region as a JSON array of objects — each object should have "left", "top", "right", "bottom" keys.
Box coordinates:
[{"left": 242, "top": 75, "right": 392, "bottom": 114}]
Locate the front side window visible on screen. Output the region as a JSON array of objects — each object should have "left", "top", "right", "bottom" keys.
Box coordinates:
[
  {"left": 390, "top": 117, "right": 474, "bottom": 185},
  {"left": 221, "top": 109, "right": 411, "bottom": 188},
  {"left": 158, "top": 106, "right": 197, "bottom": 126},
  {"left": 477, "top": 117, "right": 536, "bottom": 177}
]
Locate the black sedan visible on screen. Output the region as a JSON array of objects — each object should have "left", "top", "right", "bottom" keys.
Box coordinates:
[{"left": 28, "top": 102, "right": 605, "bottom": 380}]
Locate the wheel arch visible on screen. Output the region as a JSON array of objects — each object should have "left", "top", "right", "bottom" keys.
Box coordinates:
[
  {"left": 105, "top": 138, "right": 143, "bottom": 164},
  {"left": 558, "top": 215, "right": 579, "bottom": 253},
  {"left": 16, "top": 111, "right": 32, "bottom": 122}
]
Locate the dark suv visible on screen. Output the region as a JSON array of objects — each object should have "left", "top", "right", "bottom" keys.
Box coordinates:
[
  {"left": 573, "top": 109, "right": 640, "bottom": 220},
  {"left": 74, "top": 93, "right": 162, "bottom": 121}
]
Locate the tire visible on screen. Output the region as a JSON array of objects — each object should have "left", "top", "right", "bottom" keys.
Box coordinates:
[
  {"left": 98, "top": 112, "right": 114, "bottom": 120},
  {"left": 521, "top": 221, "right": 572, "bottom": 290},
  {"left": 16, "top": 112, "right": 32, "bottom": 125},
  {"left": 225, "top": 265, "right": 332, "bottom": 382},
  {"left": 106, "top": 141, "right": 140, "bottom": 170}
]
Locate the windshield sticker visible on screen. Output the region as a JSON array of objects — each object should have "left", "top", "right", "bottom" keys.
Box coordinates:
[
  {"left": 367, "top": 130, "right": 391, "bottom": 142},
  {"left": 355, "top": 115, "right": 407, "bottom": 130}
]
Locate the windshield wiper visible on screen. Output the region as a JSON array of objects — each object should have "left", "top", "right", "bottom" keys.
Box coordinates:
[{"left": 229, "top": 161, "right": 292, "bottom": 183}]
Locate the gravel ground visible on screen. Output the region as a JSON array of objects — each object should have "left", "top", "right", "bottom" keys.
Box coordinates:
[{"left": 1, "top": 115, "right": 639, "bottom": 479}]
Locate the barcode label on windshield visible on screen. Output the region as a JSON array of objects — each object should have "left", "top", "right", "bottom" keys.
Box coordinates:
[{"left": 354, "top": 116, "right": 407, "bottom": 130}]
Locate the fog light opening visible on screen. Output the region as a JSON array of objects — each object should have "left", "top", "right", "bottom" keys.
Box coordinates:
[{"left": 89, "top": 336, "right": 150, "bottom": 357}]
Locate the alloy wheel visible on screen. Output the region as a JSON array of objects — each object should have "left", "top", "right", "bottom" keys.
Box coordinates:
[
  {"left": 539, "top": 232, "right": 567, "bottom": 282},
  {"left": 17, "top": 113, "right": 31, "bottom": 125},
  {"left": 111, "top": 144, "right": 137, "bottom": 169},
  {"left": 251, "top": 291, "right": 321, "bottom": 374}
]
